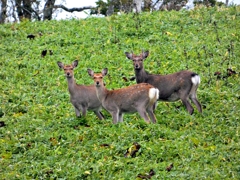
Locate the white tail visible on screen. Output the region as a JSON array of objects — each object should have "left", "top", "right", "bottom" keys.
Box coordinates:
[
  {"left": 149, "top": 88, "right": 159, "bottom": 105},
  {"left": 125, "top": 50, "right": 202, "bottom": 115},
  {"left": 57, "top": 60, "right": 104, "bottom": 119},
  {"left": 87, "top": 68, "right": 159, "bottom": 124}
]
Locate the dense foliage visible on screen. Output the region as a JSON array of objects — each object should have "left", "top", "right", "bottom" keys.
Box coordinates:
[{"left": 0, "top": 6, "right": 239, "bottom": 179}]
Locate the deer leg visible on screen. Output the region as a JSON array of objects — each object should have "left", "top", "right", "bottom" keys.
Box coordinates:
[
  {"left": 81, "top": 107, "right": 87, "bottom": 117},
  {"left": 118, "top": 113, "right": 124, "bottom": 123},
  {"left": 190, "top": 95, "right": 202, "bottom": 113},
  {"left": 74, "top": 107, "right": 81, "bottom": 118},
  {"left": 99, "top": 111, "right": 105, "bottom": 119},
  {"left": 110, "top": 110, "right": 119, "bottom": 124},
  {"left": 181, "top": 98, "right": 194, "bottom": 115},
  {"left": 153, "top": 102, "right": 158, "bottom": 112},
  {"left": 94, "top": 111, "right": 104, "bottom": 120},
  {"left": 146, "top": 107, "right": 157, "bottom": 123},
  {"left": 189, "top": 85, "right": 202, "bottom": 113},
  {"left": 137, "top": 108, "right": 150, "bottom": 123}
]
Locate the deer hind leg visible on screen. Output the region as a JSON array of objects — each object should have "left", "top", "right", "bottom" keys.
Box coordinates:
[
  {"left": 74, "top": 106, "right": 81, "bottom": 118},
  {"left": 180, "top": 97, "right": 194, "bottom": 115},
  {"left": 190, "top": 76, "right": 202, "bottom": 113},
  {"left": 189, "top": 84, "right": 202, "bottom": 113},
  {"left": 137, "top": 106, "right": 151, "bottom": 123},
  {"left": 190, "top": 93, "right": 202, "bottom": 113},
  {"left": 118, "top": 113, "right": 124, "bottom": 123},
  {"left": 153, "top": 102, "right": 158, "bottom": 112},
  {"left": 82, "top": 107, "right": 87, "bottom": 117},
  {"left": 146, "top": 106, "right": 157, "bottom": 123},
  {"left": 110, "top": 110, "right": 119, "bottom": 124}
]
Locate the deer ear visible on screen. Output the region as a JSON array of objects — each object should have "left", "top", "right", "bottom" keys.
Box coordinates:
[
  {"left": 142, "top": 50, "right": 149, "bottom": 59},
  {"left": 73, "top": 60, "right": 78, "bottom": 68},
  {"left": 87, "top": 69, "right": 94, "bottom": 77},
  {"left": 102, "top": 68, "right": 108, "bottom": 76},
  {"left": 57, "top": 61, "right": 64, "bottom": 69},
  {"left": 125, "top": 52, "right": 133, "bottom": 60}
]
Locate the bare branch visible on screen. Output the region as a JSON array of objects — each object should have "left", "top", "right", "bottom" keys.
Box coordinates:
[
  {"left": 15, "top": 1, "right": 41, "bottom": 21},
  {"left": 152, "top": 0, "right": 161, "bottom": 8},
  {"left": 53, "top": 5, "right": 95, "bottom": 13}
]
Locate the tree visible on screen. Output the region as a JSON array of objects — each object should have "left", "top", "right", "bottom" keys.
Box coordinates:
[
  {"left": 1, "top": 0, "right": 96, "bottom": 23},
  {"left": 43, "top": 0, "right": 56, "bottom": 20},
  {"left": 15, "top": 0, "right": 32, "bottom": 20},
  {"left": 105, "top": 0, "right": 142, "bottom": 16},
  {"left": 133, "top": 0, "right": 142, "bottom": 13},
  {"left": 159, "top": 0, "right": 187, "bottom": 11},
  {"left": 0, "top": 0, "right": 7, "bottom": 23}
]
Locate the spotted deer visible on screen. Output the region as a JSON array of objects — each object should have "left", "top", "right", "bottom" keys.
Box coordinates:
[
  {"left": 87, "top": 68, "right": 159, "bottom": 124},
  {"left": 57, "top": 60, "right": 104, "bottom": 119},
  {"left": 125, "top": 50, "right": 202, "bottom": 115}
]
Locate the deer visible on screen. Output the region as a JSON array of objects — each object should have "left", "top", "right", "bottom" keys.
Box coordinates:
[
  {"left": 57, "top": 60, "right": 104, "bottom": 120},
  {"left": 87, "top": 68, "right": 159, "bottom": 124},
  {"left": 125, "top": 50, "right": 202, "bottom": 115}
]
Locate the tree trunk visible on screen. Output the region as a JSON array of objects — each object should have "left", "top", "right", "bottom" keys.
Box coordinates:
[
  {"left": 106, "top": 1, "right": 115, "bottom": 16},
  {"left": 226, "top": 0, "right": 229, "bottom": 6},
  {"left": 43, "top": 0, "right": 56, "bottom": 20},
  {"left": 144, "top": 0, "right": 151, "bottom": 11},
  {"left": 133, "top": 0, "right": 142, "bottom": 13},
  {"left": 22, "top": 0, "right": 32, "bottom": 19},
  {"left": 15, "top": 0, "right": 24, "bottom": 21},
  {"left": 0, "top": 0, "right": 7, "bottom": 23}
]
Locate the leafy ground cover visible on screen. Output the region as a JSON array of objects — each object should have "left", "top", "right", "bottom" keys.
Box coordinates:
[{"left": 0, "top": 6, "right": 239, "bottom": 179}]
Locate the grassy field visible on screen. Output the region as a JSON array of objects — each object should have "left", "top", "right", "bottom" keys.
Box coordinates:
[{"left": 0, "top": 6, "right": 239, "bottom": 179}]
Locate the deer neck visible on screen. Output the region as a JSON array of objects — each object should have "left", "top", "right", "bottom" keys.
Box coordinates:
[
  {"left": 66, "top": 76, "right": 77, "bottom": 94},
  {"left": 135, "top": 68, "right": 148, "bottom": 83},
  {"left": 95, "top": 85, "right": 108, "bottom": 102}
]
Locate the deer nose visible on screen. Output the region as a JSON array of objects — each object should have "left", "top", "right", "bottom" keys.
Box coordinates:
[
  {"left": 96, "top": 81, "right": 100, "bottom": 85},
  {"left": 135, "top": 64, "right": 139, "bottom": 68},
  {"left": 67, "top": 72, "right": 70, "bottom": 76}
]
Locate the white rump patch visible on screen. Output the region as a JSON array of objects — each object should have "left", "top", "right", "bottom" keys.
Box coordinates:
[
  {"left": 149, "top": 88, "right": 159, "bottom": 100},
  {"left": 191, "top": 75, "right": 200, "bottom": 85}
]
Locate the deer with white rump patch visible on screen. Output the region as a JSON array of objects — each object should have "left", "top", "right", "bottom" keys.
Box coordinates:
[
  {"left": 87, "top": 68, "right": 159, "bottom": 124},
  {"left": 57, "top": 60, "right": 104, "bottom": 119},
  {"left": 125, "top": 50, "right": 202, "bottom": 115}
]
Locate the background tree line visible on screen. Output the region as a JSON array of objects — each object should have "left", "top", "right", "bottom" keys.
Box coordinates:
[{"left": 0, "top": 0, "right": 227, "bottom": 23}]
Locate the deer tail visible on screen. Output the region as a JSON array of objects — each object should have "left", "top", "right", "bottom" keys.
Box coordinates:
[
  {"left": 191, "top": 74, "right": 200, "bottom": 85},
  {"left": 149, "top": 88, "right": 159, "bottom": 104}
]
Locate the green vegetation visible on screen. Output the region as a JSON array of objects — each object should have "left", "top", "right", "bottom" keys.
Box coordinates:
[{"left": 0, "top": 6, "right": 239, "bottom": 179}]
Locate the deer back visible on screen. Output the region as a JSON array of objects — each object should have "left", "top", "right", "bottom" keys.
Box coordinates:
[
  {"left": 102, "top": 83, "right": 156, "bottom": 113},
  {"left": 70, "top": 84, "right": 102, "bottom": 109}
]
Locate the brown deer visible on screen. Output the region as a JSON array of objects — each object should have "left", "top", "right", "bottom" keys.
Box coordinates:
[
  {"left": 57, "top": 60, "right": 104, "bottom": 119},
  {"left": 125, "top": 50, "right": 202, "bottom": 115},
  {"left": 87, "top": 68, "right": 159, "bottom": 124}
]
